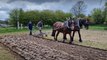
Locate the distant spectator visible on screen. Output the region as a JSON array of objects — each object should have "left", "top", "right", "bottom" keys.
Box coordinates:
[
  {"left": 37, "top": 20, "right": 43, "bottom": 34},
  {"left": 28, "top": 21, "right": 33, "bottom": 35}
]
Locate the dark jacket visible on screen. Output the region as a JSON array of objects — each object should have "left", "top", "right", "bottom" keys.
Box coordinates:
[{"left": 28, "top": 23, "right": 33, "bottom": 30}]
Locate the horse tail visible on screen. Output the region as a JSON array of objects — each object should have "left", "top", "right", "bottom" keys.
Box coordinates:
[
  {"left": 51, "top": 23, "right": 57, "bottom": 37},
  {"left": 51, "top": 29, "right": 56, "bottom": 37}
]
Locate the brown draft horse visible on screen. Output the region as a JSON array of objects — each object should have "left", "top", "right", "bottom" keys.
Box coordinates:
[
  {"left": 51, "top": 20, "right": 74, "bottom": 44},
  {"left": 51, "top": 18, "right": 89, "bottom": 44}
]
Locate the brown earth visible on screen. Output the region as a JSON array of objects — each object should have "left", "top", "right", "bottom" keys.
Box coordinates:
[{"left": 0, "top": 33, "right": 107, "bottom": 60}]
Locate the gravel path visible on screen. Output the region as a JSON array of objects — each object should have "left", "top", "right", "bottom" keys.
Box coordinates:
[{"left": 0, "top": 33, "right": 107, "bottom": 60}]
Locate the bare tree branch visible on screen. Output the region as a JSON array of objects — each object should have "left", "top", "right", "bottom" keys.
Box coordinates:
[{"left": 70, "top": 1, "right": 87, "bottom": 17}]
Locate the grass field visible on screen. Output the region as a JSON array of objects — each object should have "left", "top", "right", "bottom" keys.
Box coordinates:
[
  {"left": 43, "top": 24, "right": 107, "bottom": 50},
  {"left": 0, "top": 27, "right": 28, "bottom": 34},
  {"left": 0, "top": 47, "right": 16, "bottom": 60},
  {"left": 0, "top": 25, "right": 107, "bottom": 59},
  {"left": 44, "top": 29, "right": 107, "bottom": 50},
  {"left": 0, "top": 24, "right": 107, "bottom": 34},
  {"left": 0, "top": 44, "right": 24, "bottom": 60},
  {"left": 89, "top": 24, "right": 107, "bottom": 30}
]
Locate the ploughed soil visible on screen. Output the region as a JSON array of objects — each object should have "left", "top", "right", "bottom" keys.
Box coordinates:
[{"left": 0, "top": 34, "right": 107, "bottom": 60}]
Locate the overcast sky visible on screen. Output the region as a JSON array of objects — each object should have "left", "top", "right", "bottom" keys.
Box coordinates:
[{"left": 0, "top": 0, "right": 107, "bottom": 20}]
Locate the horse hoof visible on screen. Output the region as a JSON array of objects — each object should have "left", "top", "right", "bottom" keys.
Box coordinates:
[
  {"left": 62, "top": 41, "right": 65, "bottom": 43},
  {"left": 54, "top": 38, "right": 57, "bottom": 41},
  {"left": 79, "top": 40, "right": 82, "bottom": 42},
  {"left": 69, "top": 42, "right": 72, "bottom": 44},
  {"left": 45, "top": 35, "right": 47, "bottom": 37}
]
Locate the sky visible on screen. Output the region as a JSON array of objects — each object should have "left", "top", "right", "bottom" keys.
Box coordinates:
[{"left": 0, "top": 0, "right": 107, "bottom": 20}]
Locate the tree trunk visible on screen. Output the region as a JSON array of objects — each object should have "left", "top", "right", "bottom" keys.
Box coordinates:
[{"left": 17, "top": 21, "right": 20, "bottom": 29}]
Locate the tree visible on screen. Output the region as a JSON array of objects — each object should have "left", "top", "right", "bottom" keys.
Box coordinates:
[
  {"left": 9, "top": 8, "right": 24, "bottom": 29},
  {"left": 9, "top": 9, "right": 18, "bottom": 28},
  {"left": 23, "top": 10, "right": 40, "bottom": 26},
  {"left": 87, "top": 14, "right": 94, "bottom": 24},
  {"left": 91, "top": 8, "right": 104, "bottom": 24},
  {"left": 9, "top": 9, "right": 72, "bottom": 27},
  {"left": 103, "top": 2, "right": 107, "bottom": 23},
  {"left": 19, "top": 9, "right": 25, "bottom": 24},
  {"left": 71, "top": 1, "right": 87, "bottom": 17},
  {"left": 40, "top": 10, "right": 54, "bottom": 26}
]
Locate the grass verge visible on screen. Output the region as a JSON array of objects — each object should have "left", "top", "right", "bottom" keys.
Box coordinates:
[
  {"left": 0, "top": 43, "right": 24, "bottom": 60},
  {"left": 89, "top": 24, "right": 107, "bottom": 30}
]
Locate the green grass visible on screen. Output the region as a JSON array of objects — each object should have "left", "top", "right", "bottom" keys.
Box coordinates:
[
  {"left": 0, "top": 24, "right": 106, "bottom": 34},
  {"left": 0, "top": 44, "right": 17, "bottom": 60},
  {"left": 89, "top": 24, "right": 107, "bottom": 30},
  {"left": 0, "top": 27, "right": 52, "bottom": 34},
  {"left": 0, "top": 27, "right": 28, "bottom": 34}
]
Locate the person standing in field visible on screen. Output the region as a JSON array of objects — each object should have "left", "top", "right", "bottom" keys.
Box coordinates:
[
  {"left": 28, "top": 21, "right": 33, "bottom": 35},
  {"left": 37, "top": 20, "right": 43, "bottom": 34}
]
